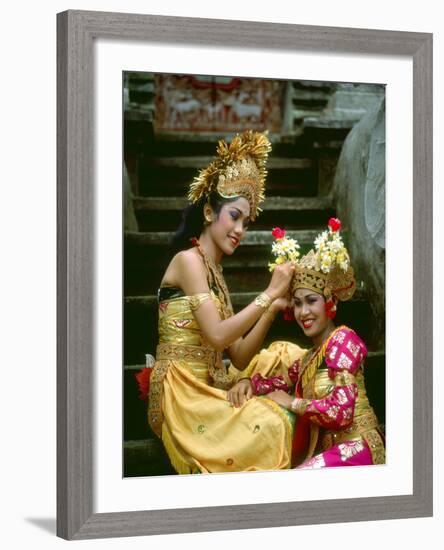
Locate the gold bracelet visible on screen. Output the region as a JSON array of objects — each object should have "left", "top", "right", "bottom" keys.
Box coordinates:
[
  {"left": 290, "top": 398, "right": 308, "bottom": 415},
  {"left": 254, "top": 292, "right": 272, "bottom": 310}
]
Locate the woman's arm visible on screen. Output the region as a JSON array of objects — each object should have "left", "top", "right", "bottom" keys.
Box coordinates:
[
  {"left": 227, "top": 347, "right": 301, "bottom": 407},
  {"left": 264, "top": 370, "right": 357, "bottom": 430},
  {"left": 266, "top": 328, "right": 366, "bottom": 430},
  {"left": 290, "top": 328, "right": 366, "bottom": 429},
  {"left": 247, "top": 357, "right": 300, "bottom": 395},
  {"left": 291, "top": 371, "right": 358, "bottom": 429},
  {"left": 169, "top": 249, "right": 294, "bottom": 353},
  {"left": 226, "top": 297, "right": 290, "bottom": 370}
]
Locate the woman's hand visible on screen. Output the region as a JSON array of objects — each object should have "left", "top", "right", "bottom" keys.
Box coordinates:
[
  {"left": 265, "top": 263, "right": 295, "bottom": 301},
  {"left": 270, "top": 295, "right": 292, "bottom": 313},
  {"left": 266, "top": 390, "right": 293, "bottom": 409},
  {"left": 227, "top": 379, "right": 253, "bottom": 408}
]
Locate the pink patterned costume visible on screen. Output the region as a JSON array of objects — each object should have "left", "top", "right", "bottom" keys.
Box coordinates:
[{"left": 251, "top": 326, "right": 385, "bottom": 469}]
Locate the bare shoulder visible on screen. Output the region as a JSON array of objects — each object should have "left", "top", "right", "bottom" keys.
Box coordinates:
[
  {"left": 171, "top": 248, "right": 206, "bottom": 274},
  {"left": 161, "top": 248, "right": 208, "bottom": 292}
]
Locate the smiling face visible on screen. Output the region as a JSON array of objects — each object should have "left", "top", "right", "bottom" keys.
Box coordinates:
[
  {"left": 293, "top": 287, "right": 335, "bottom": 346},
  {"left": 205, "top": 197, "right": 251, "bottom": 258}
]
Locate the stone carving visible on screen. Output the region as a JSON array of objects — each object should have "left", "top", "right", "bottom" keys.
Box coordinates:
[
  {"left": 332, "top": 97, "right": 386, "bottom": 346},
  {"left": 154, "top": 75, "right": 283, "bottom": 132}
]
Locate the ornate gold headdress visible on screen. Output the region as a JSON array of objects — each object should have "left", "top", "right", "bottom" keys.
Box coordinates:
[
  {"left": 187, "top": 130, "right": 272, "bottom": 220},
  {"left": 291, "top": 219, "right": 356, "bottom": 314}
]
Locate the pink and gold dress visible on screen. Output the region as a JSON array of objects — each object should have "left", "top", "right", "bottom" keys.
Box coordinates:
[{"left": 251, "top": 326, "right": 385, "bottom": 469}]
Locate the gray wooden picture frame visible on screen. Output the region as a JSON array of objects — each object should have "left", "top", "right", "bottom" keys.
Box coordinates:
[{"left": 57, "top": 10, "right": 433, "bottom": 540}]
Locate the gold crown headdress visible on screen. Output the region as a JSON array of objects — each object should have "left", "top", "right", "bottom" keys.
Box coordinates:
[
  {"left": 291, "top": 218, "right": 356, "bottom": 309},
  {"left": 187, "top": 130, "right": 272, "bottom": 220}
]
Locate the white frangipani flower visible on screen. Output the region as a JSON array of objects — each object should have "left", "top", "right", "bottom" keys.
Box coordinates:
[{"left": 269, "top": 231, "right": 300, "bottom": 272}]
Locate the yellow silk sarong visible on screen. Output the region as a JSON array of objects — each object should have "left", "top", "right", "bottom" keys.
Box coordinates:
[{"left": 148, "top": 290, "right": 304, "bottom": 474}]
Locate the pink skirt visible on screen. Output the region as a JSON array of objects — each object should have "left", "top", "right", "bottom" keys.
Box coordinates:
[{"left": 296, "top": 439, "right": 373, "bottom": 469}]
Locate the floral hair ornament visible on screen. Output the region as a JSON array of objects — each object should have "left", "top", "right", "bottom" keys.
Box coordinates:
[
  {"left": 268, "top": 227, "right": 301, "bottom": 272},
  {"left": 269, "top": 227, "right": 300, "bottom": 321},
  {"left": 291, "top": 218, "right": 356, "bottom": 318},
  {"left": 187, "top": 130, "right": 272, "bottom": 220}
]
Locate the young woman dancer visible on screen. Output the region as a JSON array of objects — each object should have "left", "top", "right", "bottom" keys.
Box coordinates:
[
  {"left": 143, "top": 130, "right": 304, "bottom": 473},
  {"left": 232, "top": 219, "right": 385, "bottom": 468}
]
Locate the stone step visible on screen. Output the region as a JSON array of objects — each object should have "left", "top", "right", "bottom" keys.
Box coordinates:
[
  {"left": 127, "top": 251, "right": 276, "bottom": 275},
  {"left": 125, "top": 228, "right": 320, "bottom": 247},
  {"left": 123, "top": 289, "right": 378, "bottom": 366},
  {"left": 124, "top": 107, "right": 154, "bottom": 122},
  {"left": 136, "top": 145, "right": 317, "bottom": 196},
  {"left": 304, "top": 118, "right": 358, "bottom": 130},
  {"left": 293, "top": 108, "right": 326, "bottom": 120},
  {"left": 150, "top": 156, "right": 313, "bottom": 170},
  {"left": 126, "top": 71, "right": 155, "bottom": 84},
  {"left": 292, "top": 89, "right": 330, "bottom": 102},
  {"left": 123, "top": 438, "right": 176, "bottom": 477},
  {"left": 135, "top": 208, "right": 332, "bottom": 233},
  {"left": 126, "top": 73, "right": 155, "bottom": 105},
  {"left": 151, "top": 131, "right": 300, "bottom": 145},
  {"left": 124, "top": 260, "right": 269, "bottom": 295},
  {"left": 301, "top": 123, "right": 352, "bottom": 153},
  {"left": 292, "top": 80, "right": 335, "bottom": 91},
  {"left": 133, "top": 130, "right": 312, "bottom": 157},
  {"left": 129, "top": 81, "right": 155, "bottom": 94},
  {"left": 133, "top": 195, "right": 333, "bottom": 212},
  {"left": 124, "top": 229, "right": 323, "bottom": 295},
  {"left": 125, "top": 288, "right": 367, "bottom": 309},
  {"left": 138, "top": 178, "right": 318, "bottom": 198},
  {"left": 132, "top": 196, "right": 335, "bottom": 233},
  {"left": 312, "top": 140, "right": 345, "bottom": 151},
  {"left": 124, "top": 228, "right": 349, "bottom": 295}
]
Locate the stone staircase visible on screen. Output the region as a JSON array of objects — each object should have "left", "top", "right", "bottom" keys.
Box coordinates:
[{"left": 123, "top": 76, "right": 385, "bottom": 476}]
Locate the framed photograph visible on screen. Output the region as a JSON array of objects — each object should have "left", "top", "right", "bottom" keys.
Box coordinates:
[
  {"left": 122, "top": 70, "right": 387, "bottom": 479},
  {"left": 57, "top": 10, "right": 432, "bottom": 540}
]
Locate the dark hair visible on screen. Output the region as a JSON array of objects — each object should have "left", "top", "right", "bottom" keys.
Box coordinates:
[{"left": 168, "top": 192, "right": 239, "bottom": 255}]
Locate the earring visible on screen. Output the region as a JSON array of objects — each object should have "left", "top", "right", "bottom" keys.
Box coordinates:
[{"left": 325, "top": 298, "right": 337, "bottom": 319}]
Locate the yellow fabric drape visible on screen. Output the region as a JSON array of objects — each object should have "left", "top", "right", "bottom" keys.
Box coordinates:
[
  {"left": 161, "top": 361, "right": 294, "bottom": 473},
  {"left": 149, "top": 293, "right": 305, "bottom": 474}
]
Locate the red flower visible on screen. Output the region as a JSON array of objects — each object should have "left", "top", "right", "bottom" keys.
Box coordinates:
[
  {"left": 134, "top": 367, "right": 153, "bottom": 401},
  {"left": 271, "top": 227, "right": 286, "bottom": 239},
  {"left": 325, "top": 298, "right": 337, "bottom": 319},
  {"left": 328, "top": 218, "right": 341, "bottom": 232},
  {"left": 190, "top": 237, "right": 199, "bottom": 247},
  {"left": 283, "top": 307, "right": 295, "bottom": 322}
]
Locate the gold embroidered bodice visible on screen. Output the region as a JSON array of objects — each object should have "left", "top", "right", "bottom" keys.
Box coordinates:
[
  {"left": 158, "top": 291, "right": 210, "bottom": 348},
  {"left": 312, "top": 366, "right": 382, "bottom": 457},
  {"left": 157, "top": 287, "right": 227, "bottom": 385}
]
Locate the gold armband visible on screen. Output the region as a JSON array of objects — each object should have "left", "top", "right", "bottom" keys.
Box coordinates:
[
  {"left": 189, "top": 292, "right": 211, "bottom": 312},
  {"left": 254, "top": 292, "right": 272, "bottom": 310}
]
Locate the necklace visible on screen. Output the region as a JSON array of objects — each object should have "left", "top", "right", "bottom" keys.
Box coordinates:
[
  {"left": 299, "top": 325, "right": 347, "bottom": 398},
  {"left": 192, "top": 240, "right": 234, "bottom": 389},
  {"left": 194, "top": 240, "right": 233, "bottom": 319}
]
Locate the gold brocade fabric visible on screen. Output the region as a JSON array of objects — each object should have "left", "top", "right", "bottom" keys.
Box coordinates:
[
  {"left": 306, "top": 362, "right": 385, "bottom": 465},
  {"left": 148, "top": 289, "right": 305, "bottom": 474}
]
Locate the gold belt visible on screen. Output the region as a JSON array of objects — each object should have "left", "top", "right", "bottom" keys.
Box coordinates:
[
  {"left": 321, "top": 410, "right": 380, "bottom": 451},
  {"left": 156, "top": 342, "right": 218, "bottom": 365}
]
